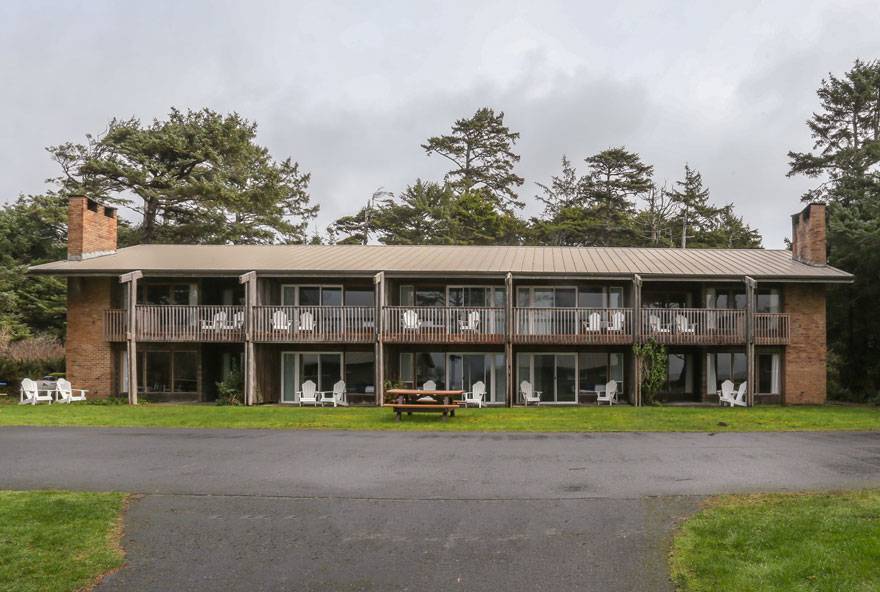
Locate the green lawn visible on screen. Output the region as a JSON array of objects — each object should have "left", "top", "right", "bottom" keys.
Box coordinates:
[
  {"left": 671, "top": 490, "right": 880, "bottom": 592},
  {"left": 1, "top": 403, "right": 879, "bottom": 432},
  {"left": 0, "top": 491, "right": 127, "bottom": 592}
]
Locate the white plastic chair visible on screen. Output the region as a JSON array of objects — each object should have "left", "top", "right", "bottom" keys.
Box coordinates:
[
  {"left": 462, "top": 381, "right": 486, "bottom": 408},
  {"left": 520, "top": 380, "right": 542, "bottom": 406},
  {"left": 320, "top": 380, "right": 347, "bottom": 407},
  {"left": 608, "top": 311, "right": 625, "bottom": 332},
  {"left": 201, "top": 311, "right": 227, "bottom": 331},
  {"left": 19, "top": 378, "right": 52, "bottom": 405},
  {"left": 422, "top": 380, "right": 436, "bottom": 391},
  {"left": 583, "top": 312, "right": 601, "bottom": 332},
  {"left": 731, "top": 382, "right": 748, "bottom": 407},
  {"left": 272, "top": 310, "right": 292, "bottom": 331},
  {"left": 649, "top": 314, "right": 670, "bottom": 333},
  {"left": 459, "top": 311, "right": 480, "bottom": 332},
  {"left": 297, "top": 380, "right": 319, "bottom": 406},
  {"left": 717, "top": 379, "right": 736, "bottom": 406},
  {"left": 55, "top": 378, "right": 87, "bottom": 403},
  {"left": 402, "top": 309, "right": 421, "bottom": 330},
  {"left": 226, "top": 311, "right": 244, "bottom": 330},
  {"left": 676, "top": 314, "right": 695, "bottom": 334},
  {"left": 597, "top": 379, "right": 618, "bottom": 406},
  {"left": 298, "top": 311, "right": 315, "bottom": 331}
]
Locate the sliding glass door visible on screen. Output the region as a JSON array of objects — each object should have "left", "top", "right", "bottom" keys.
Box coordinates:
[
  {"left": 281, "top": 352, "right": 343, "bottom": 403},
  {"left": 517, "top": 353, "right": 577, "bottom": 403},
  {"left": 447, "top": 353, "right": 507, "bottom": 404}
]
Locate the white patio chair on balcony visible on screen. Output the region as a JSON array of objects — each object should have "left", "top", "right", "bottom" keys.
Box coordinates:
[
  {"left": 597, "top": 379, "right": 618, "bottom": 406},
  {"left": 608, "top": 311, "right": 625, "bottom": 332},
  {"left": 459, "top": 311, "right": 481, "bottom": 333},
  {"left": 717, "top": 379, "right": 735, "bottom": 406},
  {"left": 402, "top": 309, "right": 421, "bottom": 330},
  {"left": 583, "top": 312, "right": 601, "bottom": 332},
  {"left": 462, "top": 381, "right": 486, "bottom": 408},
  {"left": 297, "top": 380, "right": 319, "bottom": 406},
  {"left": 19, "top": 378, "right": 52, "bottom": 405},
  {"left": 320, "top": 380, "right": 347, "bottom": 407},
  {"left": 649, "top": 314, "right": 670, "bottom": 334},
  {"left": 520, "top": 381, "right": 542, "bottom": 406},
  {"left": 298, "top": 311, "right": 315, "bottom": 332},
  {"left": 675, "top": 314, "right": 696, "bottom": 334},
  {"left": 201, "top": 311, "right": 227, "bottom": 331},
  {"left": 272, "top": 310, "right": 292, "bottom": 331},
  {"left": 225, "top": 311, "right": 244, "bottom": 330},
  {"left": 55, "top": 378, "right": 87, "bottom": 403}
]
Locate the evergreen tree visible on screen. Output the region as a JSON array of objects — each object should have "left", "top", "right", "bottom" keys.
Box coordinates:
[
  {"left": 668, "top": 165, "right": 712, "bottom": 248},
  {"left": 582, "top": 147, "right": 654, "bottom": 246},
  {"left": 422, "top": 107, "right": 525, "bottom": 211},
  {"left": 535, "top": 155, "right": 587, "bottom": 217}
]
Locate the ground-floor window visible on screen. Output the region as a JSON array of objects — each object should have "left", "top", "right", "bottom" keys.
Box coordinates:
[
  {"left": 517, "top": 353, "right": 577, "bottom": 403},
  {"left": 281, "top": 352, "right": 374, "bottom": 403},
  {"left": 706, "top": 352, "right": 746, "bottom": 393},
  {"left": 757, "top": 352, "right": 781, "bottom": 394},
  {"left": 120, "top": 347, "right": 198, "bottom": 395},
  {"left": 578, "top": 352, "right": 624, "bottom": 396},
  {"left": 663, "top": 353, "right": 694, "bottom": 394},
  {"left": 398, "top": 352, "right": 506, "bottom": 403}
]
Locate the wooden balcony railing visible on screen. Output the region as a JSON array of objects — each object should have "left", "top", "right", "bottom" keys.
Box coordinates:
[
  {"left": 253, "top": 306, "right": 375, "bottom": 343},
  {"left": 755, "top": 313, "right": 790, "bottom": 344},
  {"left": 642, "top": 308, "right": 745, "bottom": 345},
  {"left": 513, "top": 307, "right": 634, "bottom": 344},
  {"left": 136, "top": 305, "right": 246, "bottom": 342},
  {"left": 382, "top": 306, "right": 505, "bottom": 344},
  {"left": 103, "top": 309, "right": 127, "bottom": 342}
]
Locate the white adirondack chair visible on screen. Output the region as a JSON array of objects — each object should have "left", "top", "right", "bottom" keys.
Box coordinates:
[
  {"left": 55, "top": 378, "right": 87, "bottom": 403},
  {"left": 717, "top": 379, "right": 736, "bottom": 406},
  {"left": 608, "top": 311, "right": 625, "bottom": 332},
  {"left": 422, "top": 380, "right": 436, "bottom": 391},
  {"left": 320, "top": 380, "right": 347, "bottom": 407},
  {"left": 676, "top": 314, "right": 695, "bottom": 334},
  {"left": 597, "top": 379, "right": 618, "bottom": 406},
  {"left": 584, "top": 312, "right": 601, "bottom": 332},
  {"left": 402, "top": 309, "right": 421, "bottom": 330},
  {"left": 226, "top": 311, "right": 244, "bottom": 330},
  {"left": 298, "top": 311, "right": 315, "bottom": 331},
  {"left": 649, "top": 314, "right": 670, "bottom": 333},
  {"left": 272, "top": 310, "right": 292, "bottom": 331},
  {"left": 462, "top": 381, "right": 486, "bottom": 408},
  {"left": 459, "top": 311, "right": 480, "bottom": 332},
  {"left": 731, "top": 382, "right": 748, "bottom": 407},
  {"left": 520, "top": 380, "right": 542, "bottom": 406},
  {"left": 201, "top": 311, "right": 227, "bottom": 331},
  {"left": 297, "top": 380, "right": 319, "bottom": 406},
  {"left": 19, "top": 378, "right": 52, "bottom": 405}
]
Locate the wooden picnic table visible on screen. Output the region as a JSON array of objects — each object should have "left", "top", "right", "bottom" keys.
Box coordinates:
[{"left": 385, "top": 388, "right": 464, "bottom": 421}]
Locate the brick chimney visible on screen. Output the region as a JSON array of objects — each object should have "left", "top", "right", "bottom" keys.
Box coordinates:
[
  {"left": 790, "top": 203, "right": 827, "bottom": 266},
  {"left": 68, "top": 196, "right": 117, "bottom": 260}
]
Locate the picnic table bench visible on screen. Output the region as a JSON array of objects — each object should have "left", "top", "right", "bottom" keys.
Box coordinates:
[{"left": 387, "top": 403, "right": 459, "bottom": 421}]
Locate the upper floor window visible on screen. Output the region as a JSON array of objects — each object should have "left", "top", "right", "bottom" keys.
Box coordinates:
[
  {"left": 282, "top": 285, "right": 343, "bottom": 306},
  {"left": 447, "top": 286, "right": 505, "bottom": 307},
  {"left": 757, "top": 289, "right": 781, "bottom": 313},
  {"left": 643, "top": 290, "right": 691, "bottom": 309},
  {"left": 137, "top": 283, "right": 195, "bottom": 305},
  {"left": 577, "top": 286, "right": 624, "bottom": 308},
  {"left": 706, "top": 288, "right": 746, "bottom": 310},
  {"left": 516, "top": 286, "right": 576, "bottom": 308}
]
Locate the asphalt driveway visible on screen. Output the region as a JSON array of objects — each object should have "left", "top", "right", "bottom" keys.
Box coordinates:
[{"left": 2, "top": 427, "right": 879, "bottom": 591}]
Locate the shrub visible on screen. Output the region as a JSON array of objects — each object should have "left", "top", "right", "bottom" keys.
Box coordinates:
[
  {"left": 0, "top": 328, "right": 65, "bottom": 391},
  {"left": 215, "top": 370, "right": 243, "bottom": 406},
  {"left": 633, "top": 339, "right": 667, "bottom": 406}
]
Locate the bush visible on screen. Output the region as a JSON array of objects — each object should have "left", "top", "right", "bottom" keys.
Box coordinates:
[
  {"left": 215, "top": 370, "right": 243, "bottom": 406},
  {"left": 0, "top": 329, "right": 65, "bottom": 392}
]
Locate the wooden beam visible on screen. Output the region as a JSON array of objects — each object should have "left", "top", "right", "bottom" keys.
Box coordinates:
[
  {"left": 239, "top": 271, "right": 257, "bottom": 406},
  {"left": 374, "top": 272, "right": 385, "bottom": 406},
  {"left": 505, "top": 272, "right": 514, "bottom": 407},
  {"left": 119, "top": 271, "right": 142, "bottom": 405},
  {"left": 632, "top": 274, "right": 642, "bottom": 407},
  {"left": 745, "top": 276, "right": 757, "bottom": 407}
]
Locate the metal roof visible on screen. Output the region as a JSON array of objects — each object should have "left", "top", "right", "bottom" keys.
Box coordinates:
[{"left": 29, "top": 244, "right": 853, "bottom": 281}]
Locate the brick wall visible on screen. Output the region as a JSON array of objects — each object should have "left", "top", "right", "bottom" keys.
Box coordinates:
[
  {"left": 791, "top": 203, "right": 827, "bottom": 265},
  {"left": 68, "top": 196, "right": 117, "bottom": 260},
  {"left": 784, "top": 284, "right": 826, "bottom": 404},
  {"left": 67, "top": 277, "right": 115, "bottom": 398}
]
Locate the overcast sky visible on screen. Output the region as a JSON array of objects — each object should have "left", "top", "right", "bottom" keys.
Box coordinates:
[{"left": 2, "top": 0, "right": 879, "bottom": 247}]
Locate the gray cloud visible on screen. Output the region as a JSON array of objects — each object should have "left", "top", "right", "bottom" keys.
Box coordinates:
[{"left": 2, "top": 0, "right": 878, "bottom": 247}]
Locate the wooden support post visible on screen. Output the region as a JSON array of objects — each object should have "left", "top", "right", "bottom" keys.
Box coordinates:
[
  {"left": 745, "top": 276, "right": 757, "bottom": 407},
  {"left": 239, "top": 271, "right": 257, "bottom": 406},
  {"left": 374, "top": 272, "right": 385, "bottom": 406},
  {"left": 119, "top": 271, "right": 143, "bottom": 405},
  {"left": 632, "top": 274, "right": 643, "bottom": 407},
  {"left": 505, "top": 272, "right": 514, "bottom": 407}
]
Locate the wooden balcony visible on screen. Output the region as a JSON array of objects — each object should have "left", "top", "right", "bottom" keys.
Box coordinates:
[
  {"left": 513, "top": 307, "right": 634, "bottom": 345},
  {"left": 136, "top": 305, "right": 246, "bottom": 342},
  {"left": 104, "top": 309, "right": 127, "bottom": 342},
  {"left": 642, "top": 308, "right": 745, "bottom": 345},
  {"left": 382, "top": 306, "right": 505, "bottom": 344},
  {"left": 253, "top": 305, "right": 375, "bottom": 343},
  {"left": 755, "top": 313, "right": 790, "bottom": 345}
]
